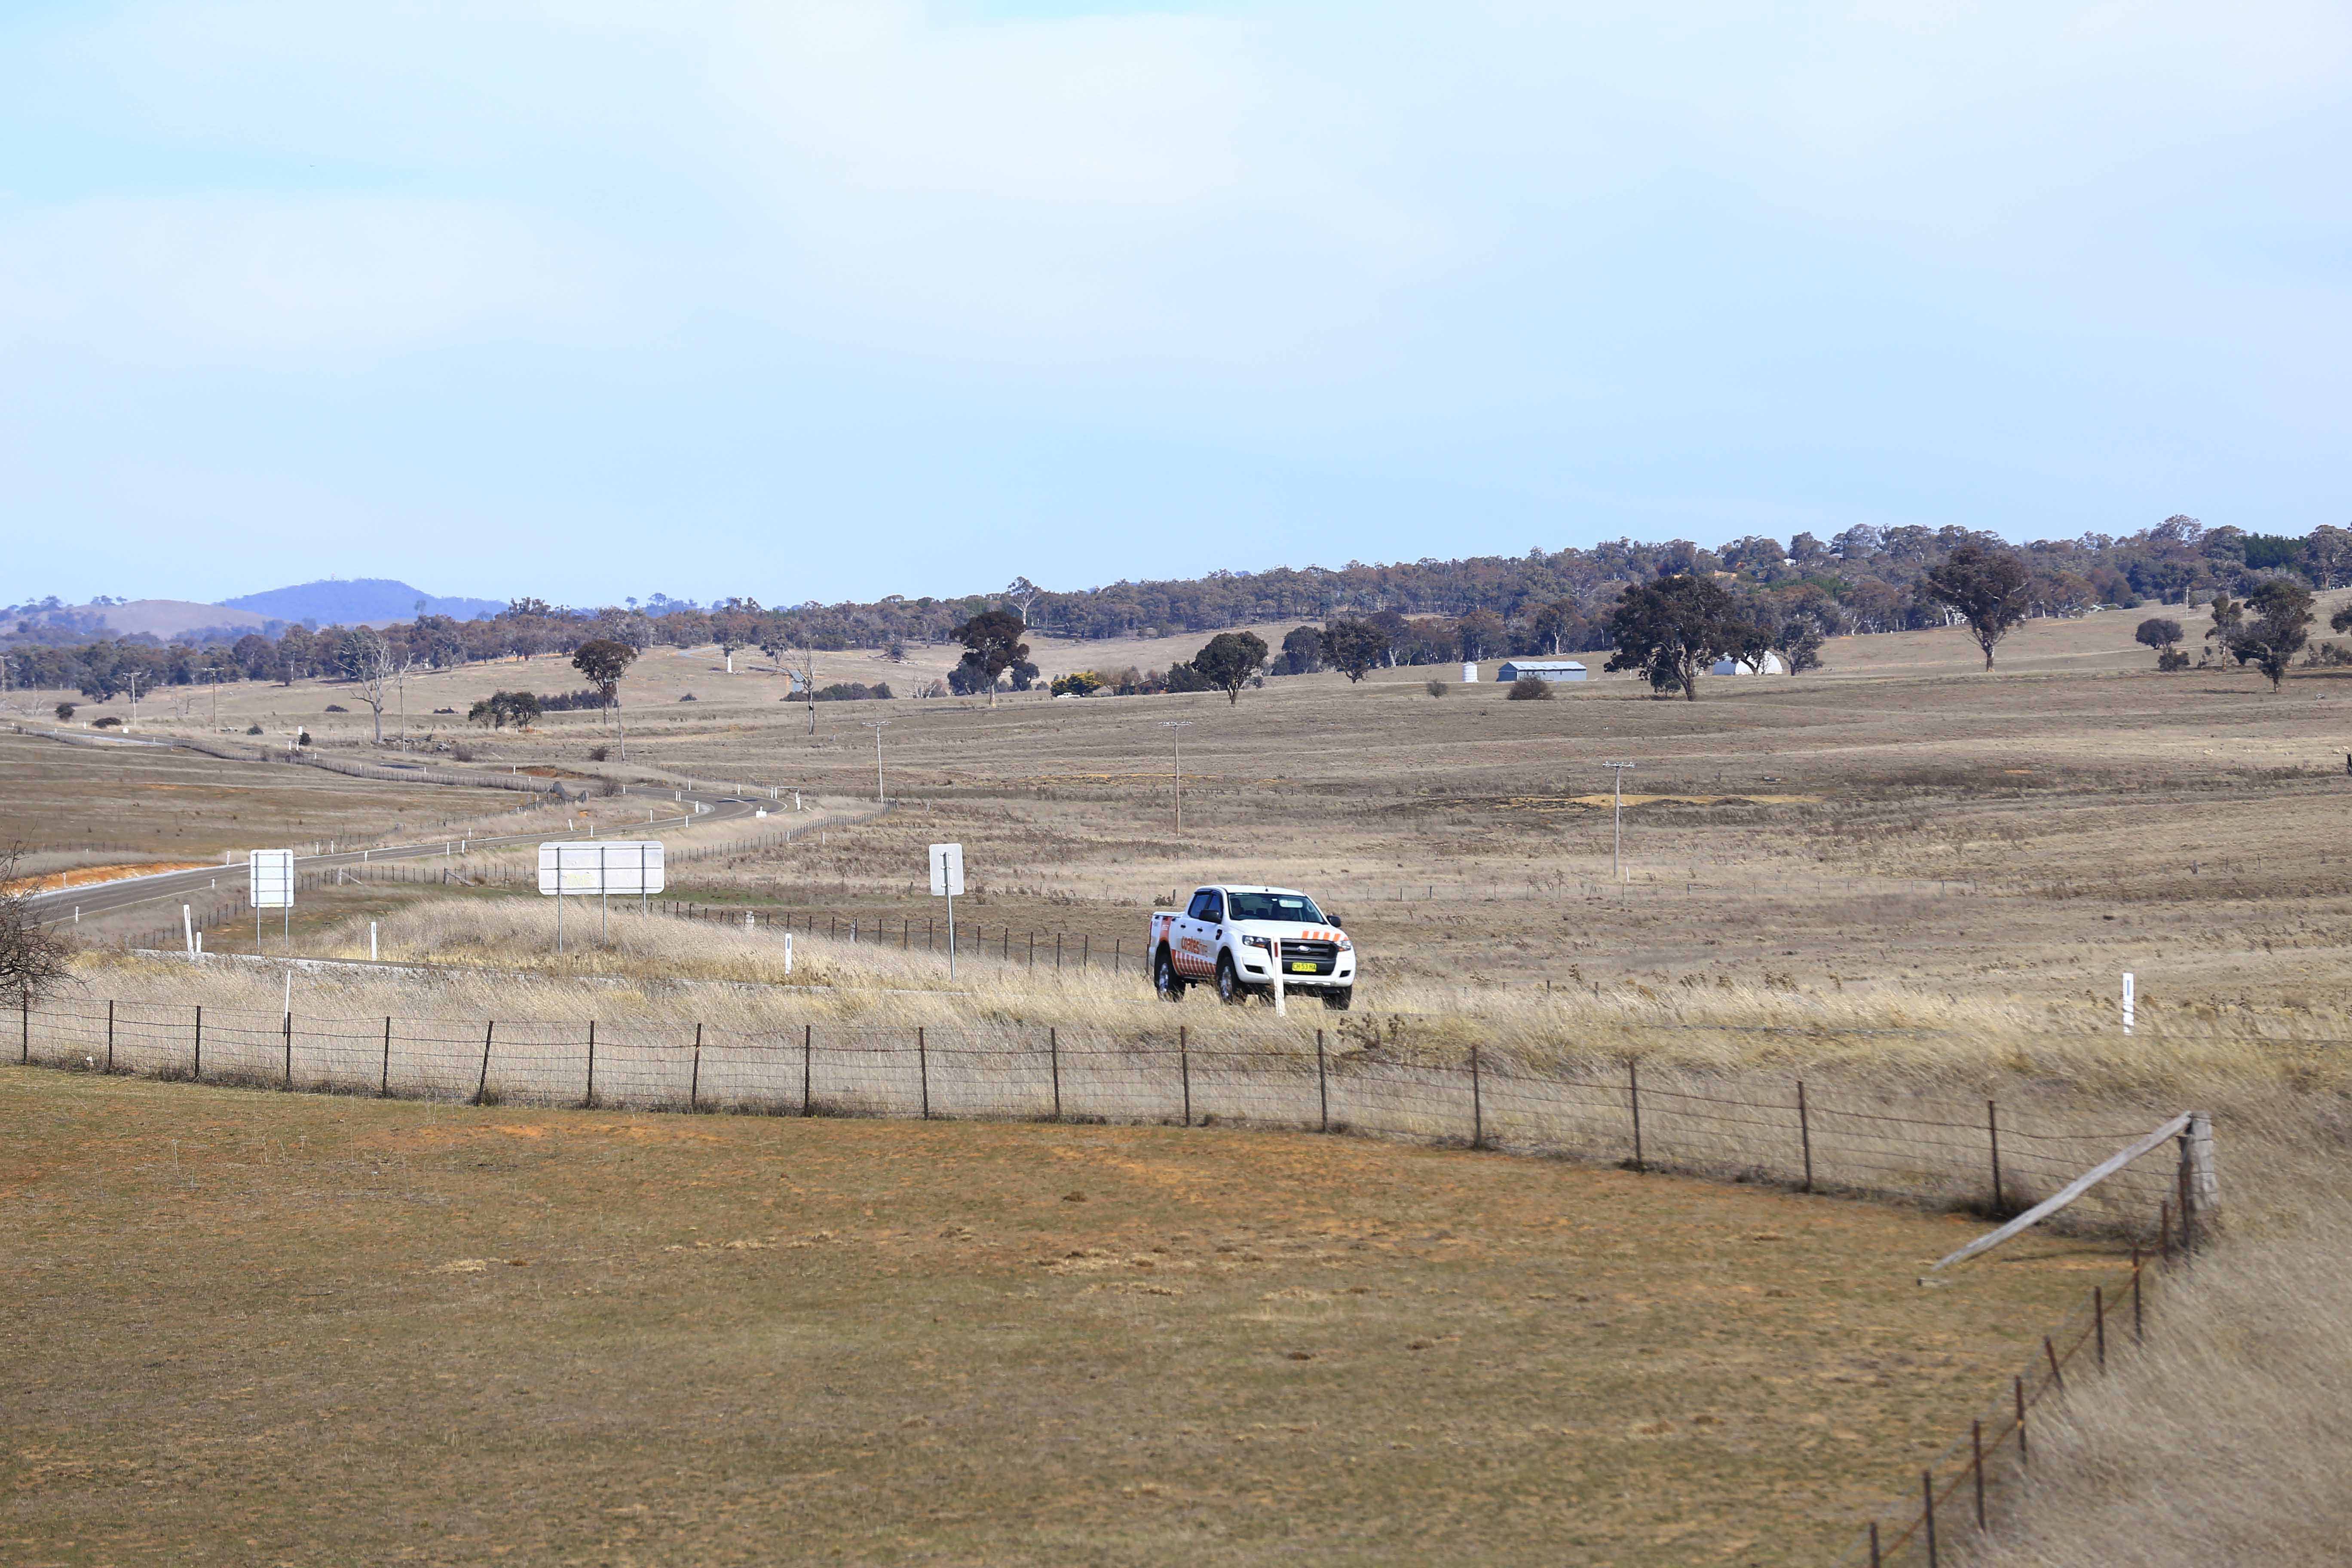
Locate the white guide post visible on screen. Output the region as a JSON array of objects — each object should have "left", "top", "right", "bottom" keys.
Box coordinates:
[
  {"left": 182, "top": 904, "right": 193, "bottom": 958},
  {"left": 2122, "top": 971, "right": 2135, "bottom": 1035},
  {"left": 930, "top": 843, "right": 965, "bottom": 980}
]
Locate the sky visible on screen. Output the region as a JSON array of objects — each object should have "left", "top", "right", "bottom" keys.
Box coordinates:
[{"left": 4, "top": 0, "right": 2349, "bottom": 609}]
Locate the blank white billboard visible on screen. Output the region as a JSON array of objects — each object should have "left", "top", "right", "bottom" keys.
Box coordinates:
[
  {"left": 249, "top": 849, "right": 295, "bottom": 909},
  {"left": 539, "top": 840, "right": 665, "bottom": 896}
]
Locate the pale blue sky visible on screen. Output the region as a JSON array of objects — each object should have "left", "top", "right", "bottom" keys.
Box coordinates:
[{"left": 4, "top": 1, "right": 2348, "bottom": 608}]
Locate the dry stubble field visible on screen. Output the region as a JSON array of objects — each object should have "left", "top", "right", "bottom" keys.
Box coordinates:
[{"left": 2, "top": 1071, "right": 2123, "bottom": 1568}]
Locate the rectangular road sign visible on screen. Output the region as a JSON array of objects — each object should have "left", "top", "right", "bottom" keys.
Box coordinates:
[
  {"left": 928, "top": 842, "right": 965, "bottom": 897},
  {"left": 538, "top": 840, "right": 666, "bottom": 896},
  {"left": 248, "top": 849, "right": 295, "bottom": 909}
]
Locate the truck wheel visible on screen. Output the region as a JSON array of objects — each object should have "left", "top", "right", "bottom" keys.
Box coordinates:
[
  {"left": 1155, "top": 949, "right": 1186, "bottom": 1001},
  {"left": 1322, "top": 989, "right": 1353, "bottom": 1011},
  {"left": 1216, "top": 955, "right": 1246, "bottom": 1005}
]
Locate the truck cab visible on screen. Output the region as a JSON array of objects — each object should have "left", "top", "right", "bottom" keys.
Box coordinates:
[{"left": 1149, "top": 884, "right": 1355, "bottom": 1009}]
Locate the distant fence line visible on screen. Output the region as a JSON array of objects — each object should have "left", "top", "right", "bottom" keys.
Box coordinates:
[{"left": 11, "top": 992, "right": 2194, "bottom": 1244}]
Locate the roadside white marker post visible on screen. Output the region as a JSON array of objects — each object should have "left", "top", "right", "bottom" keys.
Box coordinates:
[
  {"left": 1271, "top": 937, "right": 1286, "bottom": 1016},
  {"left": 2123, "top": 972, "right": 2135, "bottom": 1035},
  {"left": 370, "top": 922, "right": 378, "bottom": 962},
  {"left": 250, "top": 850, "right": 295, "bottom": 954},
  {"left": 182, "top": 904, "right": 193, "bottom": 958},
  {"left": 930, "top": 843, "right": 965, "bottom": 980},
  {"left": 785, "top": 933, "right": 793, "bottom": 975}
]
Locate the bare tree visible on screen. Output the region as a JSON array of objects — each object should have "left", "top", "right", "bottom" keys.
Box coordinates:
[
  {"left": 1004, "top": 577, "right": 1044, "bottom": 631},
  {"left": 0, "top": 845, "right": 73, "bottom": 1002},
  {"left": 336, "top": 627, "right": 400, "bottom": 743}
]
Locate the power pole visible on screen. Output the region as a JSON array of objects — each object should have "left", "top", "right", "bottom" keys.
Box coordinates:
[
  {"left": 1601, "top": 761, "right": 1635, "bottom": 882},
  {"left": 1160, "top": 720, "right": 1193, "bottom": 837},
  {"left": 862, "top": 718, "right": 891, "bottom": 802}
]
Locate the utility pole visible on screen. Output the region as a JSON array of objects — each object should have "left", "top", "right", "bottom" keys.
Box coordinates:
[
  {"left": 1600, "top": 761, "right": 1635, "bottom": 882},
  {"left": 862, "top": 718, "right": 891, "bottom": 802},
  {"left": 124, "top": 670, "right": 144, "bottom": 731},
  {"left": 1160, "top": 720, "right": 1193, "bottom": 837}
]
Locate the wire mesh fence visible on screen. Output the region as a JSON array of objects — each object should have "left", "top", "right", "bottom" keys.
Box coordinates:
[{"left": 10, "top": 990, "right": 2193, "bottom": 1243}]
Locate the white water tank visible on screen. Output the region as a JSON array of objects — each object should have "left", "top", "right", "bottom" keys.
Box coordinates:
[{"left": 1462, "top": 662, "right": 1479, "bottom": 683}]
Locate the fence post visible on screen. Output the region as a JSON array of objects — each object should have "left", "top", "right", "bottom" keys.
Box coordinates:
[
  {"left": 1469, "top": 1044, "right": 1483, "bottom": 1149},
  {"left": 194, "top": 1004, "right": 203, "bottom": 1081},
  {"left": 1988, "top": 1100, "right": 2004, "bottom": 1212},
  {"left": 802, "top": 1024, "right": 813, "bottom": 1115},
  {"left": 2015, "top": 1375, "right": 2028, "bottom": 1467},
  {"left": 19, "top": 987, "right": 26, "bottom": 1064},
  {"left": 475, "top": 1020, "right": 494, "bottom": 1105},
  {"left": 690, "top": 1022, "right": 703, "bottom": 1112},
  {"left": 1922, "top": 1470, "right": 1938, "bottom": 1568},
  {"left": 2186, "top": 1109, "right": 2219, "bottom": 1220},
  {"left": 2176, "top": 1135, "right": 2199, "bottom": 1253},
  {"left": 1179, "top": 1025, "right": 1190, "bottom": 1127},
  {"left": 107, "top": 999, "right": 115, "bottom": 1072},
  {"left": 1868, "top": 1522, "right": 1880, "bottom": 1568},
  {"left": 2132, "top": 1253, "right": 2144, "bottom": 1341},
  {"left": 1049, "top": 1027, "right": 1060, "bottom": 1121},
  {"left": 918, "top": 1027, "right": 930, "bottom": 1120},
  {"left": 1797, "top": 1079, "right": 1813, "bottom": 1192},
  {"left": 1628, "top": 1060, "right": 1644, "bottom": 1172},
  {"left": 1316, "top": 1029, "right": 1329, "bottom": 1133},
  {"left": 1056, "top": 933, "right": 1062, "bottom": 970},
  {"left": 282, "top": 1007, "right": 293, "bottom": 1089},
  {"left": 585, "top": 1020, "right": 597, "bottom": 1109},
  {"left": 381, "top": 1017, "right": 392, "bottom": 1096},
  {"left": 2043, "top": 1336, "right": 2064, "bottom": 1391},
  {"left": 1972, "top": 1418, "right": 1985, "bottom": 1528}
]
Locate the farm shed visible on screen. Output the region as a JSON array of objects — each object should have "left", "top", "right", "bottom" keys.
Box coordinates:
[
  {"left": 1709, "top": 652, "right": 1788, "bottom": 676},
  {"left": 1497, "top": 660, "right": 1588, "bottom": 683}
]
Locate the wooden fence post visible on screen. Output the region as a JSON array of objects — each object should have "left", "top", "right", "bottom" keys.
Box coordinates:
[
  {"left": 1179, "top": 1025, "right": 1190, "bottom": 1127},
  {"left": 1797, "top": 1079, "right": 1813, "bottom": 1192},
  {"left": 1628, "top": 1059, "right": 1644, "bottom": 1172},
  {"left": 1922, "top": 1470, "right": 1938, "bottom": 1568},
  {"left": 2015, "top": 1376, "right": 2028, "bottom": 1467},
  {"left": 690, "top": 1022, "right": 703, "bottom": 1112},
  {"left": 1988, "top": 1099, "right": 2004, "bottom": 1212},
  {"left": 1316, "top": 1029, "right": 1329, "bottom": 1133},
  {"left": 1470, "top": 1044, "right": 1483, "bottom": 1149},
  {"left": 1971, "top": 1418, "right": 1985, "bottom": 1528}
]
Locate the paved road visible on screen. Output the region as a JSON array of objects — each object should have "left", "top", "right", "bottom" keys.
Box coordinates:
[{"left": 20, "top": 738, "right": 770, "bottom": 926}]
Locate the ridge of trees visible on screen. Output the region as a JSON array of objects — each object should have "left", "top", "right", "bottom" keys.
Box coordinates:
[{"left": 9, "top": 516, "right": 2349, "bottom": 703}]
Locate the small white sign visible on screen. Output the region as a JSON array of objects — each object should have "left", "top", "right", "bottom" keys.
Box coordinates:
[
  {"left": 928, "top": 842, "right": 965, "bottom": 897},
  {"left": 538, "top": 840, "right": 666, "bottom": 896},
  {"left": 249, "top": 849, "right": 295, "bottom": 909}
]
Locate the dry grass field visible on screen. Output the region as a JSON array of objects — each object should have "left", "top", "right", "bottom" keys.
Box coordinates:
[
  {"left": 0, "top": 1069, "right": 2125, "bottom": 1568},
  {"left": 9, "top": 604, "right": 2352, "bottom": 1564}
]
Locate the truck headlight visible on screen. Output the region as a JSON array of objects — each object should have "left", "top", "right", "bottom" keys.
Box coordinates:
[{"left": 1241, "top": 935, "right": 1273, "bottom": 952}]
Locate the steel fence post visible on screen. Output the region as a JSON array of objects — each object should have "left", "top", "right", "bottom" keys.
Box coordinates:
[
  {"left": 1317, "top": 1029, "right": 1329, "bottom": 1134},
  {"left": 1923, "top": 1470, "right": 1938, "bottom": 1568},
  {"left": 1049, "top": 1027, "right": 1060, "bottom": 1121},
  {"left": 690, "top": 1023, "right": 703, "bottom": 1112},
  {"left": 1988, "top": 1099, "right": 2003, "bottom": 1213},
  {"left": 1179, "top": 1026, "right": 1190, "bottom": 1127},
  {"left": 585, "top": 1020, "right": 597, "bottom": 1109},
  {"left": 475, "top": 1020, "right": 494, "bottom": 1105},
  {"left": 1470, "top": 1044, "right": 1483, "bottom": 1149},
  {"left": 803, "top": 1024, "right": 813, "bottom": 1115},
  {"left": 381, "top": 1017, "right": 392, "bottom": 1097},
  {"left": 1797, "top": 1079, "right": 1813, "bottom": 1192},
  {"left": 918, "top": 1026, "right": 930, "bottom": 1120},
  {"left": 1628, "top": 1059, "right": 1644, "bottom": 1172}
]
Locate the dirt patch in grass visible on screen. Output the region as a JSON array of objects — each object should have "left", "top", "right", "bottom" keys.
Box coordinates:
[
  {"left": 1, "top": 1069, "right": 2116, "bottom": 1566},
  {"left": 0, "top": 860, "right": 211, "bottom": 894}
]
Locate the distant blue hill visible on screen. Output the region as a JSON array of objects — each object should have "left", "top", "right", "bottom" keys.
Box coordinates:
[{"left": 219, "top": 578, "right": 504, "bottom": 625}]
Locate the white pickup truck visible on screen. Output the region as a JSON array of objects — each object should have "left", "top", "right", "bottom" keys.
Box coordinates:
[{"left": 1150, "top": 885, "right": 1357, "bottom": 1009}]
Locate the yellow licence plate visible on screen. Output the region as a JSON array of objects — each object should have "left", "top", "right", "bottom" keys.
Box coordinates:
[{"left": 1289, "top": 962, "right": 1317, "bottom": 973}]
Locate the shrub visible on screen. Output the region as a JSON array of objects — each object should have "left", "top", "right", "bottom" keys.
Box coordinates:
[
  {"left": 587, "top": 745, "right": 609, "bottom": 762},
  {"left": 1425, "top": 680, "right": 1448, "bottom": 697},
  {"left": 534, "top": 689, "right": 606, "bottom": 713},
  {"left": 812, "top": 682, "right": 893, "bottom": 702},
  {"left": 53, "top": 702, "right": 74, "bottom": 721},
  {"left": 92, "top": 715, "right": 122, "bottom": 728},
  {"left": 1507, "top": 676, "right": 1555, "bottom": 700},
  {"left": 323, "top": 704, "right": 348, "bottom": 713},
  {"left": 246, "top": 723, "right": 264, "bottom": 735},
  {"left": 678, "top": 692, "right": 697, "bottom": 701},
  {"left": 1051, "top": 671, "right": 1108, "bottom": 697},
  {"left": 2158, "top": 646, "right": 2190, "bottom": 672},
  {"left": 295, "top": 730, "right": 311, "bottom": 747}
]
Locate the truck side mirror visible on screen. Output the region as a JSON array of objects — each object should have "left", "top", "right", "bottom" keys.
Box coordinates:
[{"left": 1328, "top": 913, "right": 1344, "bottom": 929}]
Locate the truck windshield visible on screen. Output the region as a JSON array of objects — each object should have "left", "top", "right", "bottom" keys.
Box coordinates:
[{"left": 1226, "top": 891, "right": 1325, "bottom": 924}]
